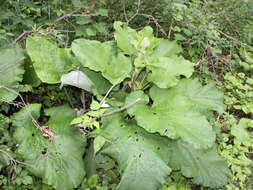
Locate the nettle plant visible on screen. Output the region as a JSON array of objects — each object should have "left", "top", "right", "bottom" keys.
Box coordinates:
[{"left": 0, "top": 22, "right": 230, "bottom": 190}]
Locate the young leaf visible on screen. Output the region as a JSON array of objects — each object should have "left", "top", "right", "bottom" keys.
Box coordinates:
[
  {"left": 169, "top": 140, "right": 230, "bottom": 188},
  {"left": 0, "top": 45, "right": 24, "bottom": 101},
  {"left": 125, "top": 88, "right": 216, "bottom": 149},
  {"left": 26, "top": 36, "right": 72, "bottom": 84},
  {"left": 11, "top": 104, "right": 86, "bottom": 190},
  {"left": 101, "top": 113, "right": 172, "bottom": 190}
]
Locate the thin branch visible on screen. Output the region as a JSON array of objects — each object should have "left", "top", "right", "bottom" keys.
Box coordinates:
[
  {"left": 0, "top": 150, "right": 34, "bottom": 168},
  {"left": 12, "top": 30, "right": 33, "bottom": 45},
  {"left": 138, "top": 13, "right": 168, "bottom": 38},
  {"left": 55, "top": 12, "right": 98, "bottom": 23},
  {"left": 216, "top": 29, "right": 253, "bottom": 50},
  {"left": 98, "top": 98, "right": 142, "bottom": 119},
  {"left": 100, "top": 83, "right": 119, "bottom": 106},
  {"left": 0, "top": 85, "right": 41, "bottom": 130},
  {"left": 127, "top": 0, "right": 141, "bottom": 24}
]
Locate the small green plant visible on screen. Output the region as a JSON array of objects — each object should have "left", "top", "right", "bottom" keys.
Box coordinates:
[
  {"left": 216, "top": 113, "right": 253, "bottom": 190},
  {"left": 224, "top": 72, "right": 253, "bottom": 115}
]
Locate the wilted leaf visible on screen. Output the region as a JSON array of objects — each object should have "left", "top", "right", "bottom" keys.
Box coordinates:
[{"left": 60, "top": 70, "right": 93, "bottom": 92}]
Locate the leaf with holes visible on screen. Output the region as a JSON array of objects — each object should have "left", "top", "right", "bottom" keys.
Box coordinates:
[
  {"left": 11, "top": 104, "right": 86, "bottom": 190},
  {"left": 175, "top": 79, "right": 225, "bottom": 114},
  {"left": 101, "top": 113, "right": 171, "bottom": 190},
  {"left": 168, "top": 140, "right": 230, "bottom": 188},
  {"left": 125, "top": 87, "right": 215, "bottom": 149}
]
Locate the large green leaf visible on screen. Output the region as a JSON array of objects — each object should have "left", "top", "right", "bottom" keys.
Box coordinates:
[
  {"left": 175, "top": 79, "right": 225, "bottom": 114},
  {"left": 11, "top": 104, "right": 86, "bottom": 190},
  {"left": 80, "top": 67, "right": 111, "bottom": 95},
  {"left": 152, "top": 40, "right": 182, "bottom": 57},
  {"left": 72, "top": 39, "right": 132, "bottom": 84},
  {"left": 146, "top": 56, "right": 194, "bottom": 88},
  {"left": 71, "top": 39, "right": 112, "bottom": 72},
  {"left": 101, "top": 114, "right": 171, "bottom": 190},
  {"left": 125, "top": 87, "right": 215, "bottom": 149},
  {"left": 23, "top": 58, "right": 41, "bottom": 87},
  {"left": 26, "top": 36, "right": 72, "bottom": 84},
  {"left": 168, "top": 140, "right": 230, "bottom": 188},
  {"left": 0, "top": 45, "right": 25, "bottom": 101}
]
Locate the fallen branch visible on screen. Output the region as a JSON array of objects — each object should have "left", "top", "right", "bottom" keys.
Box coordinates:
[
  {"left": 55, "top": 12, "right": 98, "bottom": 23},
  {"left": 216, "top": 29, "right": 253, "bottom": 50},
  {"left": 12, "top": 30, "right": 33, "bottom": 45},
  {"left": 0, "top": 86, "right": 41, "bottom": 131},
  {"left": 138, "top": 13, "right": 168, "bottom": 38}
]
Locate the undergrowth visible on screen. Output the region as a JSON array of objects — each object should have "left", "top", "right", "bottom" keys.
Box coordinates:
[{"left": 0, "top": 0, "right": 253, "bottom": 190}]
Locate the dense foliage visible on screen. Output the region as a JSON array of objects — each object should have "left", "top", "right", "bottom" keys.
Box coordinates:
[{"left": 0, "top": 0, "right": 252, "bottom": 190}]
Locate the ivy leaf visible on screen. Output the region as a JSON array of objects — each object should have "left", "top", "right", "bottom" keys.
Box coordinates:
[
  {"left": 0, "top": 45, "right": 24, "bottom": 101},
  {"left": 72, "top": 39, "right": 132, "bottom": 84},
  {"left": 125, "top": 87, "right": 215, "bottom": 149},
  {"left": 168, "top": 140, "right": 230, "bottom": 188},
  {"left": 175, "top": 79, "right": 225, "bottom": 114},
  {"left": 101, "top": 114, "right": 171, "bottom": 190},
  {"left": 146, "top": 56, "right": 194, "bottom": 88},
  {"left": 26, "top": 36, "right": 72, "bottom": 84},
  {"left": 11, "top": 104, "right": 86, "bottom": 190}
]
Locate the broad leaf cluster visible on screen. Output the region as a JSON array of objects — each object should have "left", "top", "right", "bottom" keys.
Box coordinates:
[{"left": 0, "top": 22, "right": 230, "bottom": 190}]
